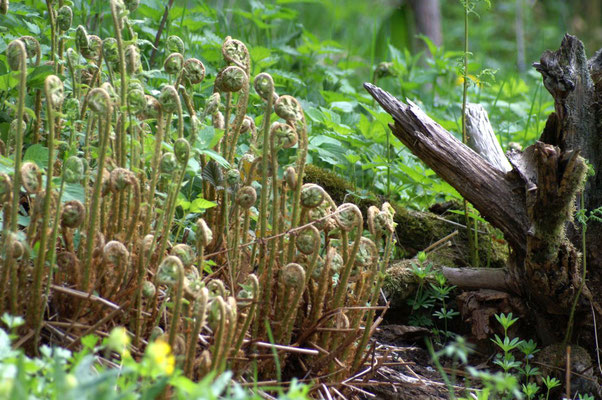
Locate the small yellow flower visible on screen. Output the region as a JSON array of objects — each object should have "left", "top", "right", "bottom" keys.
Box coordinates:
[
  {"left": 456, "top": 74, "right": 482, "bottom": 87},
  {"left": 145, "top": 339, "right": 175, "bottom": 376}
]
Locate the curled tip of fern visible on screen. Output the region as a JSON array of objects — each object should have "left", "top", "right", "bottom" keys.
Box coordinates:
[
  {"left": 300, "top": 184, "right": 326, "bottom": 209},
  {"left": 296, "top": 226, "right": 320, "bottom": 255},
  {"left": 142, "top": 280, "right": 156, "bottom": 299},
  {"left": 164, "top": 52, "right": 184, "bottom": 75},
  {"left": 104, "top": 240, "right": 129, "bottom": 266},
  {"left": 20, "top": 162, "right": 41, "bottom": 194},
  {"left": 270, "top": 122, "right": 297, "bottom": 149},
  {"left": 284, "top": 166, "right": 297, "bottom": 190},
  {"left": 157, "top": 255, "right": 184, "bottom": 286},
  {"left": 174, "top": 138, "right": 190, "bottom": 164},
  {"left": 160, "top": 152, "right": 178, "bottom": 175},
  {"left": 109, "top": 168, "right": 135, "bottom": 192},
  {"left": 75, "top": 25, "right": 90, "bottom": 53},
  {"left": 158, "top": 85, "right": 180, "bottom": 114},
  {"left": 171, "top": 244, "right": 195, "bottom": 268},
  {"left": 195, "top": 218, "right": 213, "bottom": 247},
  {"left": 0, "top": 173, "right": 12, "bottom": 203},
  {"left": 45, "top": 75, "right": 65, "bottom": 110},
  {"left": 7, "top": 232, "right": 24, "bottom": 259},
  {"left": 166, "top": 35, "right": 185, "bottom": 55},
  {"left": 61, "top": 200, "right": 86, "bottom": 229},
  {"left": 236, "top": 185, "right": 257, "bottom": 209},
  {"left": 355, "top": 237, "right": 378, "bottom": 270},
  {"left": 82, "top": 35, "right": 102, "bottom": 61},
  {"left": 7, "top": 39, "right": 27, "bottom": 71},
  {"left": 335, "top": 203, "right": 362, "bottom": 232},
  {"left": 222, "top": 36, "right": 250, "bottom": 71},
  {"left": 19, "top": 36, "right": 40, "bottom": 59},
  {"left": 274, "top": 95, "right": 303, "bottom": 122},
  {"left": 87, "top": 87, "right": 112, "bottom": 115},
  {"left": 253, "top": 73, "right": 274, "bottom": 101},
  {"left": 57, "top": 5, "right": 73, "bottom": 31},
  {"left": 281, "top": 263, "right": 306, "bottom": 288},
  {"left": 125, "top": 44, "right": 142, "bottom": 74},
  {"left": 215, "top": 66, "right": 247, "bottom": 93},
  {"left": 102, "top": 37, "right": 119, "bottom": 65},
  {"left": 182, "top": 58, "right": 205, "bottom": 85},
  {"left": 127, "top": 81, "right": 147, "bottom": 115},
  {"left": 142, "top": 95, "right": 161, "bottom": 119}
]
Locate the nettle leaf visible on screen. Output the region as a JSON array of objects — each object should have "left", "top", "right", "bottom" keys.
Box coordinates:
[
  {"left": 329, "top": 101, "right": 356, "bottom": 113},
  {"left": 23, "top": 20, "right": 41, "bottom": 35},
  {"left": 62, "top": 182, "right": 86, "bottom": 203},
  {"left": 24, "top": 144, "right": 50, "bottom": 167},
  {"left": 26, "top": 65, "right": 56, "bottom": 90},
  {"left": 195, "top": 125, "right": 223, "bottom": 150},
  {"left": 4, "top": 101, "right": 36, "bottom": 121},
  {"left": 0, "top": 155, "right": 13, "bottom": 174}
]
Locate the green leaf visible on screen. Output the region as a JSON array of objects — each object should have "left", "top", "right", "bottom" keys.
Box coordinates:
[
  {"left": 189, "top": 197, "right": 217, "bottom": 213},
  {"left": 195, "top": 125, "right": 223, "bottom": 150},
  {"left": 62, "top": 182, "right": 85, "bottom": 203},
  {"left": 199, "top": 149, "right": 230, "bottom": 169},
  {"left": 23, "top": 144, "right": 49, "bottom": 167},
  {"left": 26, "top": 65, "right": 55, "bottom": 90}
]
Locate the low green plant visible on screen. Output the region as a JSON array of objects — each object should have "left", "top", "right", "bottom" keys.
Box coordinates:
[
  {"left": 491, "top": 313, "right": 522, "bottom": 375},
  {"left": 429, "top": 312, "right": 598, "bottom": 400},
  {"left": 0, "top": 319, "right": 311, "bottom": 399},
  {"left": 407, "top": 252, "right": 459, "bottom": 344},
  {"left": 541, "top": 376, "right": 561, "bottom": 400}
]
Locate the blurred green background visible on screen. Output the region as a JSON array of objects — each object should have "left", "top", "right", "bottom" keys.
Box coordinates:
[{"left": 4, "top": 0, "right": 601, "bottom": 207}]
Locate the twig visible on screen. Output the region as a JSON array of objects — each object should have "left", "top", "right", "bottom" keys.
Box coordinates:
[
  {"left": 433, "top": 214, "right": 487, "bottom": 234},
  {"left": 149, "top": 0, "right": 175, "bottom": 66},
  {"left": 422, "top": 230, "right": 458, "bottom": 254},
  {"left": 566, "top": 345, "right": 571, "bottom": 400},
  {"left": 592, "top": 302, "right": 602, "bottom": 377},
  {"left": 66, "top": 302, "right": 130, "bottom": 349},
  {"left": 244, "top": 340, "right": 320, "bottom": 356},
  {"left": 50, "top": 284, "right": 119, "bottom": 310}
]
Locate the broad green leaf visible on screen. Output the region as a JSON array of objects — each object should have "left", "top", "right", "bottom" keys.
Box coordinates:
[{"left": 23, "top": 144, "right": 50, "bottom": 167}]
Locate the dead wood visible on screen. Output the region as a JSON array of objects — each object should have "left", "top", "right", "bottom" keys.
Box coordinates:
[{"left": 365, "top": 34, "right": 602, "bottom": 322}]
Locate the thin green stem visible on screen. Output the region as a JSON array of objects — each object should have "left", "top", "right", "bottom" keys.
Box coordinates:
[
  {"left": 8, "top": 41, "right": 27, "bottom": 315},
  {"left": 82, "top": 90, "right": 112, "bottom": 292}
]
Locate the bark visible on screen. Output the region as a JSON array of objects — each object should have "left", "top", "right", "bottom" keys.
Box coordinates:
[
  {"left": 465, "top": 103, "right": 512, "bottom": 173},
  {"left": 408, "top": 0, "right": 442, "bottom": 47},
  {"left": 364, "top": 35, "right": 602, "bottom": 321}
]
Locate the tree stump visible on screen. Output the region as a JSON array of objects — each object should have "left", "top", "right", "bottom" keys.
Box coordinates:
[{"left": 365, "top": 35, "right": 602, "bottom": 340}]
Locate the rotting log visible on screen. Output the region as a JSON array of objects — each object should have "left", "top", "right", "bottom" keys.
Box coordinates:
[
  {"left": 365, "top": 35, "right": 602, "bottom": 329},
  {"left": 465, "top": 103, "right": 512, "bottom": 173}
]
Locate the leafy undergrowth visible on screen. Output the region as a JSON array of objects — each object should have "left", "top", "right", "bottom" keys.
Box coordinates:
[
  {"left": 0, "top": 316, "right": 310, "bottom": 399},
  {"left": 0, "top": 0, "right": 594, "bottom": 399}
]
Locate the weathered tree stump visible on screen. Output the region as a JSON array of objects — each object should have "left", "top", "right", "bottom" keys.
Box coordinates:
[{"left": 365, "top": 35, "right": 602, "bottom": 340}]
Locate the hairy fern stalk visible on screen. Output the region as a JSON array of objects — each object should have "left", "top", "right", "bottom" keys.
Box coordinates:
[{"left": 0, "top": 0, "right": 394, "bottom": 394}]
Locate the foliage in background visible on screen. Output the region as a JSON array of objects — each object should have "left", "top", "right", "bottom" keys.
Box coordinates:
[
  {"left": 192, "top": 0, "right": 565, "bottom": 208},
  {"left": 1, "top": 0, "right": 599, "bottom": 398}
]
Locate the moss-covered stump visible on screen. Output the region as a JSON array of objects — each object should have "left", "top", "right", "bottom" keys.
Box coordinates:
[{"left": 304, "top": 164, "right": 508, "bottom": 269}]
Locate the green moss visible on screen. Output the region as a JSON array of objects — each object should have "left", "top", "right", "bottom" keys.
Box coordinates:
[{"left": 303, "top": 164, "right": 508, "bottom": 268}]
